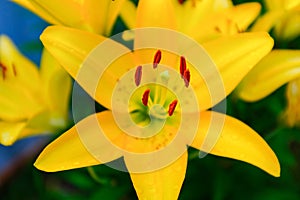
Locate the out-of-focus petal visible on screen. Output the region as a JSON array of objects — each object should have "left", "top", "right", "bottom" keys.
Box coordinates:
[
  {"left": 0, "top": 122, "right": 26, "bottom": 146},
  {"left": 136, "top": 0, "right": 176, "bottom": 29},
  {"left": 120, "top": 0, "right": 137, "bottom": 29},
  {"left": 236, "top": 50, "right": 300, "bottom": 102}
]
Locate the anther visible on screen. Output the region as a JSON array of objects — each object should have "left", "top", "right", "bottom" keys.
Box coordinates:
[
  {"left": 142, "top": 89, "right": 150, "bottom": 106},
  {"left": 0, "top": 63, "right": 7, "bottom": 79},
  {"left": 12, "top": 64, "right": 17, "bottom": 76},
  {"left": 183, "top": 69, "right": 190, "bottom": 88},
  {"left": 180, "top": 56, "right": 186, "bottom": 77},
  {"left": 153, "top": 50, "right": 162, "bottom": 69},
  {"left": 135, "top": 65, "right": 142, "bottom": 86},
  {"left": 168, "top": 100, "right": 178, "bottom": 116}
]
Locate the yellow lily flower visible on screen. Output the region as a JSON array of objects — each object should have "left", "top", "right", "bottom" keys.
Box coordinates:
[
  {"left": 236, "top": 50, "right": 300, "bottom": 127},
  {"left": 121, "top": 0, "right": 261, "bottom": 42},
  {"left": 251, "top": 0, "right": 300, "bottom": 41},
  {"left": 34, "top": 25, "right": 279, "bottom": 200},
  {"left": 11, "top": 0, "right": 127, "bottom": 35},
  {"left": 0, "top": 35, "right": 71, "bottom": 146}
]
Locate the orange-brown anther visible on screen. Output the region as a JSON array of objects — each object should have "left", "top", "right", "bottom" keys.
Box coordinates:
[
  {"left": 153, "top": 50, "right": 162, "bottom": 69},
  {"left": 168, "top": 100, "right": 178, "bottom": 116},
  {"left": 142, "top": 89, "right": 151, "bottom": 106},
  {"left": 183, "top": 69, "right": 190, "bottom": 87},
  {"left": 135, "top": 65, "right": 142, "bottom": 86},
  {"left": 12, "top": 64, "right": 17, "bottom": 76},
  {"left": 180, "top": 56, "right": 186, "bottom": 77},
  {"left": 0, "top": 63, "right": 7, "bottom": 79}
]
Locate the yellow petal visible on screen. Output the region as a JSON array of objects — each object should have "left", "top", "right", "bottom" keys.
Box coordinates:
[
  {"left": 0, "top": 35, "right": 41, "bottom": 92},
  {"left": 190, "top": 111, "right": 280, "bottom": 177},
  {"left": 103, "top": 0, "right": 126, "bottom": 36},
  {"left": 265, "top": 0, "right": 300, "bottom": 10},
  {"left": 192, "top": 2, "right": 262, "bottom": 42},
  {"left": 120, "top": 0, "right": 137, "bottom": 29},
  {"left": 192, "top": 32, "right": 274, "bottom": 111},
  {"left": 251, "top": 10, "right": 284, "bottom": 32},
  {"left": 0, "top": 121, "right": 26, "bottom": 146},
  {"left": 40, "top": 49, "right": 71, "bottom": 115},
  {"left": 34, "top": 112, "right": 123, "bottom": 172},
  {"left": 11, "top": 0, "right": 61, "bottom": 25},
  {"left": 236, "top": 50, "right": 300, "bottom": 102},
  {"left": 274, "top": 11, "right": 300, "bottom": 41},
  {"left": 128, "top": 151, "right": 187, "bottom": 200},
  {"left": 0, "top": 83, "right": 44, "bottom": 120},
  {"left": 12, "top": 0, "right": 125, "bottom": 34},
  {"left": 40, "top": 26, "right": 133, "bottom": 109},
  {"left": 136, "top": 0, "right": 176, "bottom": 29}
]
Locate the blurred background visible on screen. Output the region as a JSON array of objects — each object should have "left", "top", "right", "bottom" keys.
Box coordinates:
[{"left": 0, "top": 0, "right": 300, "bottom": 199}]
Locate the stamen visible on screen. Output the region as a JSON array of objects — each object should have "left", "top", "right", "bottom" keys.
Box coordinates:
[
  {"left": 142, "top": 89, "right": 150, "bottom": 106},
  {"left": 153, "top": 50, "right": 162, "bottom": 69},
  {"left": 135, "top": 65, "right": 142, "bottom": 86},
  {"left": 168, "top": 100, "right": 178, "bottom": 116},
  {"left": 183, "top": 69, "right": 190, "bottom": 88},
  {"left": 0, "top": 62, "right": 7, "bottom": 79},
  {"left": 12, "top": 64, "right": 17, "bottom": 76},
  {"left": 180, "top": 56, "right": 186, "bottom": 77}
]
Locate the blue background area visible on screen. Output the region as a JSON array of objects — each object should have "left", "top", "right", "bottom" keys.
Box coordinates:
[
  {"left": 0, "top": 0, "right": 48, "bottom": 64},
  {"left": 0, "top": 1, "right": 49, "bottom": 177}
]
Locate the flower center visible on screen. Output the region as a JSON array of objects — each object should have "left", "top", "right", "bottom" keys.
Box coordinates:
[{"left": 128, "top": 50, "right": 191, "bottom": 128}]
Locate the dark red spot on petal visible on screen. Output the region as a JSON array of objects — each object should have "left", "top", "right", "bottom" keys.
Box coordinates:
[
  {"left": 180, "top": 56, "right": 186, "bottom": 77},
  {"left": 168, "top": 100, "right": 178, "bottom": 116},
  {"left": 142, "top": 89, "right": 150, "bottom": 106},
  {"left": 183, "top": 69, "right": 190, "bottom": 88},
  {"left": 0, "top": 63, "right": 7, "bottom": 79},
  {"left": 153, "top": 50, "right": 162, "bottom": 69},
  {"left": 178, "top": 0, "right": 185, "bottom": 4},
  {"left": 135, "top": 65, "right": 142, "bottom": 86}
]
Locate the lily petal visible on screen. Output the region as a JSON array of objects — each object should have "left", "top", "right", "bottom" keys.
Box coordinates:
[
  {"left": 120, "top": 0, "right": 137, "bottom": 30},
  {"left": 40, "top": 49, "right": 71, "bottom": 115},
  {"left": 40, "top": 26, "right": 127, "bottom": 109},
  {"left": 190, "top": 111, "right": 280, "bottom": 177},
  {"left": 273, "top": 10, "right": 300, "bottom": 41},
  {"left": 236, "top": 50, "right": 300, "bottom": 102},
  {"left": 191, "top": 2, "right": 262, "bottom": 42},
  {"left": 12, "top": 0, "right": 125, "bottom": 34},
  {"left": 251, "top": 10, "right": 284, "bottom": 32},
  {"left": 127, "top": 151, "right": 187, "bottom": 200},
  {"left": 0, "top": 83, "right": 44, "bottom": 120},
  {"left": 0, "top": 121, "right": 26, "bottom": 146},
  {"left": 0, "top": 35, "right": 41, "bottom": 92},
  {"left": 34, "top": 112, "right": 123, "bottom": 172},
  {"left": 12, "top": 0, "right": 61, "bottom": 25},
  {"left": 191, "top": 32, "right": 274, "bottom": 111},
  {"left": 136, "top": 0, "right": 176, "bottom": 29}
]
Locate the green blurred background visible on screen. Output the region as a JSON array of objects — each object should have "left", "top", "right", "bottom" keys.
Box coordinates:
[{"left": 1, "top": 0, "right": 300, "bottom": 199}]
